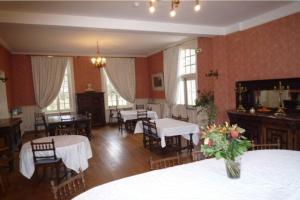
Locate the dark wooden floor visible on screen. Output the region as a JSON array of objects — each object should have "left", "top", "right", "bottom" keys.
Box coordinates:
[{"left": 2, "top": 125, "right": 190, "bottom": 200}]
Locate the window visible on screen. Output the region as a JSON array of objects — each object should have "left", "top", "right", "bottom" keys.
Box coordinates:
[
  {"left": 177, "top": 48, "right": 197, "bottom": 107},
  {"left": 104, "top": 71, "right": 129, "bottom": 107},
  {"left": 46, "top": 62, "right": 74, "bottom": 113}
]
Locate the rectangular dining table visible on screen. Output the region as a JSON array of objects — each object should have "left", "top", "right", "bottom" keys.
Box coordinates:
[
  {"left": 134, "top": 118, "right": 200, "bottom": 149},
  {"left": 74, "top": 150, "right": 300, "bottom": 200},
  {"left": 120, "top": 110, "right": 158, "bottom": 122},
  {"left": 47, "top": 114, "right": 91, "bottom": 139}
]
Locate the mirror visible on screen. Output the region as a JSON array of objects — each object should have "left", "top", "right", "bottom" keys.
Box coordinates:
[{"left": 236, "top": 78, "right": 300, "bottom": 112}]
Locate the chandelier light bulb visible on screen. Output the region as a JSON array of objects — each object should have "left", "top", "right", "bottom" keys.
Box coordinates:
[
  {"left": 170, "top": 9, "right": 176, "bottom": 17},
  {"left": 194, "top": 4, "right": 201, "bottom": 12},
  {"left": 149, "top": 6, "right": 155, "bottom": 13}
]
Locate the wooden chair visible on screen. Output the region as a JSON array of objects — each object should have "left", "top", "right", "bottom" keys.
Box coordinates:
[
  {"left": 191, "top": 150, "right": 204, "bottom": 161},
  {"left": 31, "top": 139, "right": 65, "bottom": 184},
  {"left": 108, "top": 106, "right": 118, "bottom": 124},
  {"left": 149, "top": 154, "right": 181, "bottom": 170},
  {"left": 251, "top": 139, "right": 281, "bottom": 150},
  {"left": 136, "top": 104, "right": 144, "bottom": 110},
  {"left": 143, "top": 120, "right": 161, "bottom": 152},
  {"left": 0, "top": 172, "right": 6, "bottom": 194},
  {"left": 76, "top": 112, "right": 92, "bottom": 138},
  {"left": 0, "top": 146, "right": 14, "bottom": 172},
  {"left": 51, "top": 169, "right": 86, "bottom": 200},
  {"left": 137, "top": 110, "right": 148, "bottom": 120},
  {"left": 180, "top": 116, "right": 189, "bottom": 122},
  {"left": 171, "top": 114, "right": 181, "bottom": 120},
  {"left": 34, "top": 112, "right": 47, "bottom": 137},
  {"left": 117, "top": 111, "right": 125, "bottom": 133}
]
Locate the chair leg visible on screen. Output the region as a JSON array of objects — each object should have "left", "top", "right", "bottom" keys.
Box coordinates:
[{"left": 55, "top": 164, "right": 60, "bottom": 185}]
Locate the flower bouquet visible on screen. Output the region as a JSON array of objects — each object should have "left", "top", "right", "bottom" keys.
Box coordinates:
[{"left": 200, "top": 122, "right": 251, "bottom": 178}]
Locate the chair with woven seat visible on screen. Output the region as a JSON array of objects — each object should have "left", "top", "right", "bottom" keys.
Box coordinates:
[
  {"left": 251, "top": 139, "right": 281, "bottom": 150},
  {"left": 76, "top": 112, "right": 92, "bottom": 138},
  {"left": 51, "top": 169, "right": 86, "bottom": 200},
  {"left": 136, "top": 104, "right": 144, "bottom": 110},
  {"left": 31, "top": 139, "right": 65, "bottom": 184},
  {"left": 149, "top": 154, "right": 181, "bottom": 170}
]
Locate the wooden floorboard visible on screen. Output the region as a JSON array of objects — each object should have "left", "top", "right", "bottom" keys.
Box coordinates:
[{"left": 1, "top": 125, "right": 191, "bottom": 200}]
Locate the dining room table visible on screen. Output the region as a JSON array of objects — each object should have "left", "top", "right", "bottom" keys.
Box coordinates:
[
  {"left": 134, "top": 118, "right": 200, "bottom": 149},
  {"left": 120, "top": 110, "right": 158, "bottom": 122},
  {"left": 73, "top": 149, "right": 300, "bottom": 200},
  {"left": 47, "top": 114, "right": 91, "bottom": 139},
  {"left": 19, "top": 135, "right": 92, "bottom": 179}
]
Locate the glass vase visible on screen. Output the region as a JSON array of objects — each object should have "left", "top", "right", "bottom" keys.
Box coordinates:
[{"left": 225, "top": 158, "right": 241, "bottom": 179}]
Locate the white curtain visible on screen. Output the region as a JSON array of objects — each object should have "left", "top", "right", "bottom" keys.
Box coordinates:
[
  {"left": 31, "top": 56, "right": 68, "bottom": 109},
  {"left": 163, "top": 46, "right": 180, "bottom": 117},
  {"left": 105, "top": 58, "right": 136, "bottom": 103}
]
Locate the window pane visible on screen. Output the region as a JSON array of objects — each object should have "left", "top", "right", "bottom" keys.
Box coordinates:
[
  {"left": 177, "top": 80, "right": 185, "bottom": 105},
  {"left": 187, "top": 80, "right": 196, "bottom": 106},
  {"left": 191, "top": 55, "right": 196, "bottom": 65}
]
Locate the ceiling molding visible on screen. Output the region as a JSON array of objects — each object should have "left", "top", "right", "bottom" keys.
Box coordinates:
[
  {"left": 225, "top": 1, "right": 300, "bottom": 35},
  {"left": 12, "top": 51, "right": 147, "bottom": 58},
  {"left": 0, "top": 10, "right": 224, "bottom": 36}
]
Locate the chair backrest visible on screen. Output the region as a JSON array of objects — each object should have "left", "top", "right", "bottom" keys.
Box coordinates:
[
  {"left": 55, "top": 127, "right": 77, "bottom": 136},
  {"left": 137, "top": 110, "right": 148, "bottom": 119},
  {"left": 150, "top": 154, "right": 181, "bottom": 170},
  {"left": 34, "top": 112, "right": 44, "bottom": 120},
  {"left": 117, "top": 111, "right": 123, "bottom": 123},
  {"left": 109, "top": 106, "right": 118, "bottom": 116},
  {"left": 136, "top": 104, "right": 144, "bottom": 110},
  {"left": 180, "top": 116, "right": 189, "bottom": 122},
  {"left": 251, "top": 139, "right": 280, "bottom": 150},
  {"left": 51, "top": 170, "right": 86, "bottom": 200},
  {"left": 143, "top": 120, "right": 158, "bottom": 138},
  {"left": 171, "top": 114, "right": 181, "bottom": 120},
  {"left": 31, "top": 139, "right": 57, "bottom": 163},
  {"left": 191, "top": 150, "right": 204, "bottom": 161}
]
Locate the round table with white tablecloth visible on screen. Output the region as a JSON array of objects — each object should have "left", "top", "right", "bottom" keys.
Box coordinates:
[
  {"left": 73, "top": 150, "right": 300, "bottom": 200},
  {"left": 19, "top": 135, "right": 92, "bottom": 179}
]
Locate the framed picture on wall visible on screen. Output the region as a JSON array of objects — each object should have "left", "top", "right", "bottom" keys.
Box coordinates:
[{"left": 152, "top": 73, "right": 164, "bottom": 91}]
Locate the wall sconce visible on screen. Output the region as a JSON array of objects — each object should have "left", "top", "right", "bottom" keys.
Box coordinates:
[
  {"left": 0, "top": 70, "right": 8, "bottom": 83},
  {"left": 205, "top": 70, "right": 219, "bottom": 79}
]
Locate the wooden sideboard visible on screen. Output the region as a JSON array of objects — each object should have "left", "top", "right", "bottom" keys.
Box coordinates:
[
  {"left": 0, "top": 118, "right": 22, "bottom": 151},
  {"left": 228, "top": 111, "right": 300, "bottom": 150},
  {"left": 77, "top": 92, "right": 106, "bottom": 127}
]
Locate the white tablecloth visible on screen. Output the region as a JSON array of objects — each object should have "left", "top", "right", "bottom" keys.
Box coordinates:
[
  {"left": 74, "top": 150, "right": 300, "bottom": 200},
  {"left": 19, "top": 135, "right": 92, "bottom": 179},
  {"left": 120, "top": 110, "right": 158, "bottom": 122},
  {"left": 134, "top": 118, "right": 200, "bottom": 148}
]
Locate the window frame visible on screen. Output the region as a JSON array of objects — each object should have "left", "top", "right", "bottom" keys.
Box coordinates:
[{"left": 177, "top": 48, "right": 198, "bottom": 108}]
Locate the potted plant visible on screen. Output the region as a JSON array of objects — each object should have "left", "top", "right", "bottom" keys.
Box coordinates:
[
  {"left": 200, "top": 122, "right": 251, "bottom": 179},
  {"left": 194, "top": 90, "right": 216, "bottom": 125}
]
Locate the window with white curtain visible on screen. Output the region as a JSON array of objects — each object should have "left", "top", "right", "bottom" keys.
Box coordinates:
[
  {"left": 46, "top": 60, "right": 75, "bottom": 113},
  {"left": 104, "top": 70, "right": 129, "bottom": 107},
  {"left": 177, "top": 48, "right": 197, "bottom": 107}
]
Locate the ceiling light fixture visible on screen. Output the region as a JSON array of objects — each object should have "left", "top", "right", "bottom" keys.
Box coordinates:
[
  {"left": 194, "top": 0, "right": 201, "bottom": 12},
  {"left": 149, "top": 0, "right": 156, "bottom": 13},
  {"left": 91, "top": 41, "right": 106, "bottom": 68},
  {"left": 148, "top": 0, "right": 201, "bottom": 17},
  {"left": 170, "top": 0, "right": 179, "bottom": 17}
]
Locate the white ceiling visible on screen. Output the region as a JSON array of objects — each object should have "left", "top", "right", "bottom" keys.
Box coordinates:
[{"left": 0, "top": 1, "right": 298, "bottom": 57}]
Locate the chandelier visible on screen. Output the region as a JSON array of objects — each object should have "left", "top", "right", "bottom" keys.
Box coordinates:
[
  {"left": 91, "top": 41, "right": 106, "bottom": 68},
  {"left": 149, "top": 0, "right": 201, "bottom": 17}
]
